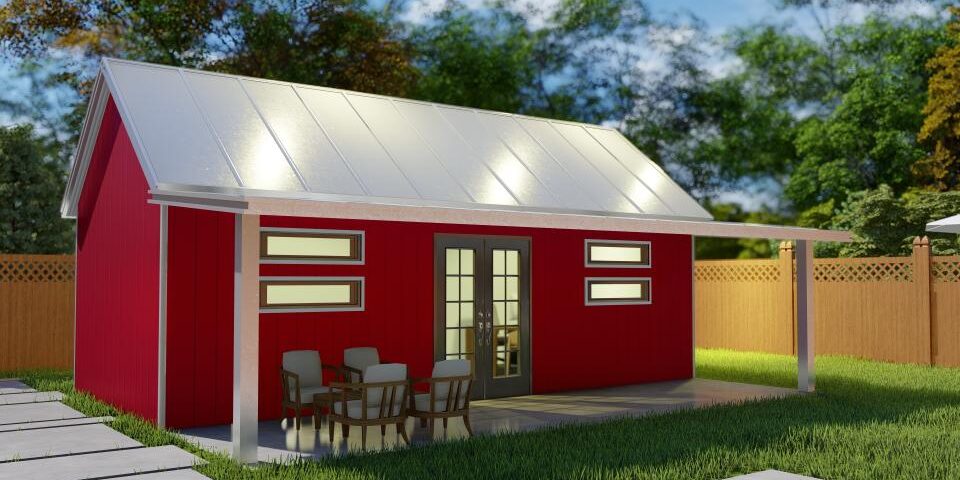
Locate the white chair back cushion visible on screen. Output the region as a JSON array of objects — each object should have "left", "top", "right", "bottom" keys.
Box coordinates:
[
  {"left": 343, "top": 347, "right": 380, "bottom": 382},
  {"left": 282, "top": 350, "right": 322, "bottom": 389},
  {"left": 363, "top": 363, "right": 406, "bottom": 408},
  {"left": 431, "top": 359, "right": 470, "bottom": 405}
]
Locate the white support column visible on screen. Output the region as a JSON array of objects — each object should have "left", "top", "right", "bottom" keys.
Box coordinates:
[
  {"left": 157, "top": 205, "right": 168, "bottom": 427},
  {"left": 796, "top": 239, "right": 815, "bottom": 392},
  {"left": 232, "top": 213, "right": 260, "bottom": 463}
]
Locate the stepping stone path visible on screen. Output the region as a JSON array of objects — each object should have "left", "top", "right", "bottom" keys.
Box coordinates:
[{"left": 0, "top": 379, "right": 209, "bottom": 480}]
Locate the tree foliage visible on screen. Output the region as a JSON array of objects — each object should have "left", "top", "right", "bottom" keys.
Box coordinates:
[
  {"left": 0, "top": 125, "right": 73, "bottom": 254},
  {"left": 915, "top": 6, "right": 960, "bottom": 191},
  {"left": 817, "top": 185, "right": 960, "bottom": 257}
]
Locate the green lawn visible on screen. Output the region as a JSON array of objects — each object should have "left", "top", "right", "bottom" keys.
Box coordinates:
[{"left": 6, "top": 350, "right": 960, "bottom": 479}]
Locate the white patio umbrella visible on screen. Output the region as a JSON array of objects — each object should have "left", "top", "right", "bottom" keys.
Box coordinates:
[{"left": 927, "top": 213, "right": 960, "bottom": 234}]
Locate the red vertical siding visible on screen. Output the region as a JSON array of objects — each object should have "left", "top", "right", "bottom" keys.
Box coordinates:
[
  {"left": 164, "top": 207, "right": 234, "bottom": 428},
  {"left": 75, "top": 97, "right": 160, "bottom": 422},
  {"left": 164, "top": 213, "right": 692, "bottom": 428}
]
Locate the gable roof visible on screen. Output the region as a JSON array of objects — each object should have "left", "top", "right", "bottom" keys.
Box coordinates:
[{"left": 62, "top": 58, "right": 711, "bottom": 221}]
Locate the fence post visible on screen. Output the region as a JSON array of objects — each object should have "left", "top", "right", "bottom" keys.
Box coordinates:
[
  {"left": 913, "top": 236, "right": 933, "bottom": 365},
  {"left": 778, "top": 241, "right": 796, "bottom": 355}
]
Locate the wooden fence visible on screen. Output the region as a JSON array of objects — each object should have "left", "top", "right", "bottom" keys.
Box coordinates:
[
  {"left": 696, "top": 238, "right": 960, "bottom": 367},
  {"left": 0, "top": 254, "right": 75, "bottom": 371},
  {"left": 2, "top": 243, "right": 959, "bottom": 371}
]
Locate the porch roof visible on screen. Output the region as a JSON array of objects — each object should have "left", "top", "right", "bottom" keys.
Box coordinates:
[{"left": 927, "top": 214, "right": 960, "bottom": 234}]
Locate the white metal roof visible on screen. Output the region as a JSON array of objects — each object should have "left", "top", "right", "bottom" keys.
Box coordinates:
[
  {"left": 63, "top": 58, "right": 851, "bottom": 242},
  {"left": 62, "top": 58, "right": 710, "bottom": 221},
  {"left": 927, "top": 214, "right": 960, "bottom": 234}
]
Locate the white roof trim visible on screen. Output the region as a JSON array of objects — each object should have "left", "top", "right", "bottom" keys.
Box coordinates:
[
  {"left": 148, "top": 188, "right": 852, "bottom": 242},
  {"left": 927, "top": 214, "right": 960, "bottom": 234}
]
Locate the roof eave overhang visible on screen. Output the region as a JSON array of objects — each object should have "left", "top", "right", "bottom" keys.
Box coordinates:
[{"left": 148, "top": 188, "right": 852, "bottom": 242}]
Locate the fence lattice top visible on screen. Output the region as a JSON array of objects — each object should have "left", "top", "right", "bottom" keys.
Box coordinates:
[
  {"left": 933, "top": 257, "right": 960, "bottom": 282},
  {"left": 0, "top": 255, "right": 75, "bottom": 283},
  {"left": 695, "top": 262, "right": 780, "bottom": 282},
  {"left": 813, "top": 261, "right": 913, "bottom": 282}
]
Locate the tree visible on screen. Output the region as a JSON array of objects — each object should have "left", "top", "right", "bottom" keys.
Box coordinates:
[
  {"left": 0, "top": 125, "right": 73, "bottom": 254},
  {"left": 819, "top": 184, "right": 960, "bottom": 257},
  {"left": 410, "top": 0, "right": 650, "bottom": 123},
  {"left": 915, "top": 6, "right": 960, "bottom": 191}
]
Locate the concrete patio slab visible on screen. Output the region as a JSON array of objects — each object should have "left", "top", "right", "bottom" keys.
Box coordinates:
[
  {"left": 0, "top": 446, "right": 201, "bottom": 480},
  {"left": 0, "top": 391, "right": 62, "bottom": 405},
  {"left": 0, "top": 380, "right": 34, "bottom": 395},
  {"left": 0, "top": 402, "right": 85, "bottom": 425},
  {"left": 725, "top": 470, "right": 821, "bottom": 480},
  {"left": 0, "top": 416, "right": 114, "bottom": 433},
  {"left": 180, "top": 378, "right": 796, "bottom": 461},
  {"left": 0, "top": 423, "right": 141, "bottom": 462}
]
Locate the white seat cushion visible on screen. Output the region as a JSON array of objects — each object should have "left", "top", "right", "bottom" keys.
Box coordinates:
[
  {"left": 332, "top": 399, "right": 403, "bottom": 419},
  {"left": 431, "top": 359, "right": 470, "bottom": 400},
  {"left": 343, "top": 347, "right": 380, "bottom": 382},
  {"left": 413, "top": 393, "right": 448, "bottom": 412},
  {"left": 282, "top": 350, "right": 324, "bottom": 388}
]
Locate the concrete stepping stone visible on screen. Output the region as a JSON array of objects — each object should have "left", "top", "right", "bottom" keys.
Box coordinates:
[
  {"left": 114, "top": 469, "right": 210, "bottom": 479},
  {"left": 0, "top": 416, "right": 114, "bottom": 433},
  {"left": 0, "top": 380, "right": 34, "bottom": 395},
  {"left": 0, "top": 402, "right": 84, "bottom": 425},
  {"left": 0, "top": 423, "right": 141, "bottom": 462},
  {"left": 0, "top": 445, "right": 202, "bottom": 480},
  {"left": 726, "top": 470, "right": 821, "bottom": 480},
  {"left": 0, "top": 391, "right": 62, "bottom": 405}
]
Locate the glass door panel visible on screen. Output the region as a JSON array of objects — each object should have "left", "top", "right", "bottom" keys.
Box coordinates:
[
  {"left": 442, "top": 247, "right": 476, "bottom": 374},
  {"left": 491, "top": 248, "right": 521, "bottom": 378}
]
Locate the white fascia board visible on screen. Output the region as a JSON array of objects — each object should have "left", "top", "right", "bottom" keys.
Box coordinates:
[
  {"left": 61, "top": 71, "right": 111, "bottom": 219},
  {"left": 148, "top": 188, "right": 852, "bottom": 242}
]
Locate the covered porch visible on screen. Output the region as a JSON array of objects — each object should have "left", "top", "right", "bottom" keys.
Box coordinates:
[{"left": 178, "top": 377, "right": 796, "bottom": 461}]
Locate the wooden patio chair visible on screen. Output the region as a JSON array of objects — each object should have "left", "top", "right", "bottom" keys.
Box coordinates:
[
  {"left": 327, "top": 363, "right": 410, "bottom": 448},
  {"left": 342, "top": 347, "right": 382, "bottom": 383},
  {"left": 279, "top": 350, "right": 342, "bottom": 430},
  {"left": 408, "top": 359, "right": 474, "bottom": 437}
]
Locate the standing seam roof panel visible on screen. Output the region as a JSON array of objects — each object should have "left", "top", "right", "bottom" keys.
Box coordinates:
[
  {"left": 515, "top": 118, "right": 638, "bottom": 214},
  {"left": 239, "top": 79, "right": 365, "bottom": 196},
  {"left": 552, "top": 122, "right": 674, "bottom": 216},
  {"left": 586, "top": 127, "right": 710, "bottom": 218},
  {"left": 345, "top": 93, "right": 472, "bottom": 203},
  {"left": 181, "top": 71, "right": 304, "bottom": 191},
  {"left": 296, "top": 87, "right": 419, "bottom": 199},
  {"left": 391, "top": 101, "right": 518, "bottom": 206},
  {"left": 105, "top": 62, "right": 238, "bottom": 188},
  {"left": 480, "top": 113, "right": 603, "bottom": 212},
  {"left": 438, "top": 107, "right": 559, "bottom": 208}
]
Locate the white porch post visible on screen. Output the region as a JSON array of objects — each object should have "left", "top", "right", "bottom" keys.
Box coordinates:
[
  {"left": 232, "top": 213, "right": 260, "bottom": 463},
  {"left": 796, "top": 239, "right": 815, "bottom": 392}
]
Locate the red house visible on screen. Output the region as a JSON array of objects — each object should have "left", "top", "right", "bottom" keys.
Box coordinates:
[{"left": 62, "top": 58, "right": 847, "bottom": 462}]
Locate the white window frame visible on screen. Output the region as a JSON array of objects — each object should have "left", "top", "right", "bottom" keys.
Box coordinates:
[
  {"left": 584, "top": 277, "right": 652, "bottom": 306},
  {"left": 259, "top": 276, "right": 365, "bottom": 313},
  {"left": 259, "top": 227, "right": 365, "bottom": 265},
  {"left": 584, "top": 239, "right": 651, "bottom": 268}
]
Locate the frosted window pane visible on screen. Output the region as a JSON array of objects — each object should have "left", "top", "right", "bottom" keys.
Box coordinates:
[
  {"left": 506, "top": 250, "right": 518, "bottom": 275},
  {"left": 460, "top": 249, "right": 474, "bottom": 275},
  {"left": 446, "top": 277, "right": 459, "bottom": 301},
  {"left": 446, "top": 249, "right": 459, "bottom": 275},
  {"left": 265, "top": 284, "right": 351, "bottom": 305},
  {"left": 266, "top": 236, "right": 352, "bottom": 257},
  {"left": 590, "top": 282, "right": 644, "bottom": 300}
]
